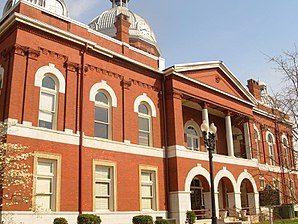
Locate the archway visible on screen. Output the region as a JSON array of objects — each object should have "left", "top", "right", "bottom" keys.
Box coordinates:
[
  {"left": 218, "top": 177, "right": 235, "bottom": 211},
  {"left": 240, "top": 178, "right": 256, "bottom": 214}
]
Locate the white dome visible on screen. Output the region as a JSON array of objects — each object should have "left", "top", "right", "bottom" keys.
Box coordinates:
[
  {"left": 3, "top": 0, "right": 69, "bottom": 17},
  {"left": 89, "top": 6, "right": 158, "bottom": 46}
]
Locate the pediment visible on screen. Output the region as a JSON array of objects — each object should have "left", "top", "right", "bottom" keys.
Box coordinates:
[{"left": 172, "top": 62, "right": 256, "bottom": 105}]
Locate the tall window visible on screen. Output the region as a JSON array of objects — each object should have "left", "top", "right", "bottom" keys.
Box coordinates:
[
  {"left": 186, "top": 126, "right": 199, "bottom": 151},
  {"left": 283, "top": 137, "right": 290, "bottom": 168},
  {"left": 94, "top": 92, "right": 110, "bottom": 139},
  {"left": 94, "top": 166, "right": 114, "bottom": 211},
  {"left": 36, "top": 159, "right": 57, "bottom": 211},
  {"left": 39, "top": 76, "right": 57, "bottom": 130},
  {"left": 138, "top": 103, "right": 151, "bottom": 146},
  {"left": 267, "top": 134, "right": 275, "bottom": 166},
  {"left": 254, "top": 129, "right": 260, "bottom": 162},
  {"left": 289, "top": 180, "right": 296, "bottom": 202},
  {"left": 141, "top": 171, "right": 156, "bottom": 210}
]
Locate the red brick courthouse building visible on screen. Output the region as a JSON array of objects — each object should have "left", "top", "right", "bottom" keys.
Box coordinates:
[{"left": 0, "top": 0, "right": 297, "bottom": 223}]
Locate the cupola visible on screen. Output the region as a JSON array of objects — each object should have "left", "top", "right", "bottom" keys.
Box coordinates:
[
  {"left": 3, "top": 0, "right": 69, "bottom": 17},
  {"left": 89, "top": 0, "right": 160, "bottom": 56}
]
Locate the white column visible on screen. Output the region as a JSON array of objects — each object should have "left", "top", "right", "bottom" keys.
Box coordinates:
[
  {"left": 225, "top": 114, "right": 235, "bottom": 157},
  {"left": 234, "top": 192, "right": 242, "bottom": 211},
  {"left": 169, "top": 191, "right": 191, "bottom": 224},
  {"left": 215, "top": 192, "right": 220, "bottom": 218},
  {"left": 244, "top": 122, "right": 252, "bottom": 159}
]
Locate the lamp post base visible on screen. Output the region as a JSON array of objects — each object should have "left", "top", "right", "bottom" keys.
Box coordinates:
[{"left": 212, "top": 216, "right": 217, "bottom": 224}]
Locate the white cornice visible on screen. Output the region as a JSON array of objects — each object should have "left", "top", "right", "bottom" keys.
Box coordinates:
[{"left": 253, "top": 107, "right": 293, "bottom": 126}]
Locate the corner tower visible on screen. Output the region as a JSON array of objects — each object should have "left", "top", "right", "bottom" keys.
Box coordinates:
[{"left": 89, "top": 0, "right": 160, "bottom": 56}]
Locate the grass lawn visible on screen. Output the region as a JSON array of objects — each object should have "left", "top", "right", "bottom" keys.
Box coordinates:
[{"left": 258, "top": 219, "right": 298, "bottom": 224}]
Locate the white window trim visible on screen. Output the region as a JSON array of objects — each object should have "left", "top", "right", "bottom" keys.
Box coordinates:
[
  {"left": 34, "top": 63, "right": 65, "bottom": 93},
  {"left": 134, "top": 93, "right": 156, "bottom": 117},
  {"left": 39, "top": 76, "right": 58, "bottom": 130},
  {"left": 282, "top": 134, "right": 290, "bottom": 168},
  {"left": 90, "top": 81, "right": 117, "bottom": 107},
  {"left": 184, "top": 119, "right": 202, "bottom": 151},
  {"left": 94, "top": 91, "right": 112, "bottom": 139},
  {"left": 93, "top": 160, "right": 117, "bottom": 212},
  {"left": 139, "top": 165, "right": 159, "bottom": 211},
  {"left": 253, "top": 125, "right": 261, "bottom": 162},
  {"left": 266, "top": 132, "right": 276, "bottom": 166},
  {"left": 33, "top": 152, "right": 61, "bottom": 212},
  {"left": 138, "top": 103, "right": 153, "bottom": 147}
]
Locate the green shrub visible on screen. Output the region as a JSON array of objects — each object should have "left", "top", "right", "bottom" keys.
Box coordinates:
[
  {"left": 185, "top": 211, "right": 196, "bottom": 224},
  {"left": 54, "top": 217, "right": 68, "bottom": 224},
  {"left": 77, "top": 214, "right": 101, "bottom": 224},
  {"left": 154, "top": 219, "right": 169, "bottom": 224},
  {"left": 132, "top": 215, "right": 153, "bottom": 224}
]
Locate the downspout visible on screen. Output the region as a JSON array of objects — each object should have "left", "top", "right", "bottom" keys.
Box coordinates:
[
  {"left": 260, "top": 125, "right": 266, "bottom": 164},
  {"left": 2, "top": 49, "right": 12, "bottom": 120},
  {"left": 161, "top": 74, "right": 171, "bottom": 218},
  {"left": 21, "top": 48, "right": 29, "bottom": 123},
  {"left": 79, "top": 42, "right": 88, "bottom": 214}
]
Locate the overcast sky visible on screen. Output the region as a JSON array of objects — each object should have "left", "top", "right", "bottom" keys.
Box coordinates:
[{"left": 2, "top": 0, "right": 298, "bottom": 91}]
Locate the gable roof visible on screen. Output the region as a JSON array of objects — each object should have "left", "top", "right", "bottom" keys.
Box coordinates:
[{"left": 164, "top": 61, "right": 257, "bottom": 106}]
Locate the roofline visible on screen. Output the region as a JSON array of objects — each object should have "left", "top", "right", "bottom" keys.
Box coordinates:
[
  {"left": 1, "top": 0, "right": 164, "bottom": 66},
  {"left": 164, "top": 61, "right": 258, "bottom": 105}
]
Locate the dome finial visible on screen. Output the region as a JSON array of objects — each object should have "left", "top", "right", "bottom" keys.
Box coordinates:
[{"left": 110, "top": 0, "right": 130, "bottom": 8}]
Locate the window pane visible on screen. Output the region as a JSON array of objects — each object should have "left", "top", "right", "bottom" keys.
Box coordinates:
[
  {"left": 96, "top": 183, "right": 109, "bottom": 196},
  {"left": 39, "top": 119, "right": 53, "bottom": 130},
  {"left": 95, "top": 92, "right": 108, "bottom": 104},
  {"left": 40, "top": 92, "right": 55, "bottom": 111},
  {"left": 36, "top": 195, "right": 51, "bottom": 210},
  {"left": 36, "top": 178, "right": 52, "bottom": 194},
  {"left": 95, "top": 107, "right": 108, "bottom": 123},
  {"left": 96, "top": 198, "right": 109, "bottom": 210},
  {"left": 95, "top": 166, "right": 110, "bottom": 179},
  {"left": 139, "top": 117, "right": 149, "bottom": 131},
  {"left": 138, "top": 104, "right": 149, "bottom": 115},
  {"left": 187, "top": 136, "right": 192, "bottom": 149},
  {"left": 142, "top": 185, "right": 152, "bottom": 197},
  {"left": 187, "top": 127, "right": 197, "bottom": 136},
  {"left": 142, "top": 198, "right": 152, "bottom": 210},
  {"left": 42, "top": 76, "right": 56, "bottom": 90},
  {"left": 139, "top": 132, "right": 149, "bottom": 146},
  {"left": 94, "top": 123, "right": 108, "bottom": 139},
  {"left": 141, "top": 172, "right": 152, "bottom": 182},
  {"left": 193, "top": 138, "right": 198, "bottom": 150},
  {"left": 37, "top": 161, "right": 53, "bottom": 174}
]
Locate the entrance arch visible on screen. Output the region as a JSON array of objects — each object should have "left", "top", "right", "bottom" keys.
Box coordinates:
[{"left": 190, "top": 175, "right": 210, "bottom": 211}]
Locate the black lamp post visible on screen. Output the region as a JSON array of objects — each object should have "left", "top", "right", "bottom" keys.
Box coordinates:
[{"left": 201, "top": 120, "right": 217, "bottom": 224}]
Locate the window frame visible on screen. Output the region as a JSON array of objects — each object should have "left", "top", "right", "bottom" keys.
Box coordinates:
[
  {"left": 254, "top": 127, "right": 261, "bottom": 162},
  {"left": 138, "top": 102, "right": 152, "bottom": 147},
  {"left": 93, "top": 160, "right": 117, "bottom": 212},
  {"left": 282, "top": 136, "right": 290, "bottom": 168},
  {"left": 38, "top": 75, "right": 58, "bottom": 130},
  {"left": 33, "top": 152, "right": 61, "bottom": 212},
  {"left": 267, "top": 132, "right": 275, "bottom": 166},
  {"left": 94, "top": 91, "right": 112, "bottom": 140},
  {"left": 186, "top": 125, "right": 200, "bottom": 151},
  {"left": 139, "top": 165, "right": 158, "bottom": 211}
]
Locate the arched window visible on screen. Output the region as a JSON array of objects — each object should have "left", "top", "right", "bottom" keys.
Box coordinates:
[
  {"left": 254, "top": 128, "right": 261, "bottom": 162},
  {"left": 267, "top": 133, "right": 275, "bottom": 166},
  {"left": 186, "top": 126, "right": 199, "bottom": 151},
  {"left": 94, "top": 91, "right": 111, "bottom": 139},
  {"left": 38, "top": 76, "right": 58, "bottom": 130},
  {"left": 282, "top": 137, "right": 289, "bottom": 168},
  {"left": 138, "top": 103, "right": 151, "bottom": 146},
  {"left": 46, "top": 0, "right": 64, "bottom": 15}
]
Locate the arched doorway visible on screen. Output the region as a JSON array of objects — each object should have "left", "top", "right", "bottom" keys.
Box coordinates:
[
  {"left": 240, "top": 178, "right": 256, "bottom": 214},
  {"left": 190, "top": 175, "right": 210, "bottom": 219},
  {"left": 218, "top": 177, "right": 235, "bottom": 217}
]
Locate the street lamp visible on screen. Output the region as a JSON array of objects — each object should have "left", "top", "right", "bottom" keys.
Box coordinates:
[{"left": 201, "top": 120, "right": 217, "bottom": 224}]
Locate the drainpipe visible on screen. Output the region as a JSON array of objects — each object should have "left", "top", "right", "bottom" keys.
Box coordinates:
[
  {"left": 161, "top": 74, "right": 171, "bottom": 218},
  {"left": 79, "top": 42, "right": 88, "bottom": 214}
]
